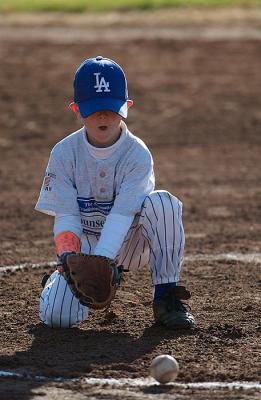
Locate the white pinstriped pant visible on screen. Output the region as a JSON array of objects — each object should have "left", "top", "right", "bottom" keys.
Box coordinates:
[{"left": 39, "top": 190, "right": 185, "bottom": 328}]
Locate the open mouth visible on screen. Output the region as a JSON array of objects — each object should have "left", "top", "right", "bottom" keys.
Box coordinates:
[{"left": 98, "top": 126, "right": 108, "bottom": 131}]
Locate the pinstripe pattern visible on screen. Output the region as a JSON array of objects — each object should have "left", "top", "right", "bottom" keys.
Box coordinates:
[
  {"left": 39, "top": 271, "right": 89, "bottom": 328},
  {"left": 60, "top": 284, "right": 68, "bottom": 328},
  {"left": 167, "top": 192, "right": 176, "bottom": 263},
  {"left": 39, "top": 190, "right": 185, "bottom": 328},
  {"left": 157, "top": 192, "right": 168, "bottom": 279},
  {"left": 50, "top": 274, "right": 61, "bottom": 328},
  {"left": 118, "top": 190, "right": 184, "bottom": 285},
  {"left": 145, "top": 196, "right": 163, "bottom": 257},
  {"left": 86, "top": 235, "right": 93, "bottom": 253}
]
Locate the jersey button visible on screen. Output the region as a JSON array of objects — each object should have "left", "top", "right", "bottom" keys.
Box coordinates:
[
  {"left": 99, "top": 171, "right": 106, "bottom": 178},
  {"left": 100, "top": 188, "right": 106, "bottom": 193}
]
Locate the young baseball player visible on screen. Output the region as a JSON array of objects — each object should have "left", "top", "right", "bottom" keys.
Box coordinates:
[{"left": 36, "top": 56, "right": 195, "bottom": 329}]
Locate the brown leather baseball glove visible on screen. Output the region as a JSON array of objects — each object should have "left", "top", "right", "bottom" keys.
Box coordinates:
[{"left": 58, "top": 253, "right": 123, "bottom": 310}]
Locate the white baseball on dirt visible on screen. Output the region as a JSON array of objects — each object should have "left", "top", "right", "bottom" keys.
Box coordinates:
[{"left": 149, "top": 355, "right": 179, "bottom": 384}]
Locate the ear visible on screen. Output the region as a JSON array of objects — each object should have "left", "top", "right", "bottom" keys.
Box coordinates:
[
  {"left": 69, "top": 102, "right": 80, "bottom": 114},
  {"left": 127, "top": 99, "right": 133, "bottom": 109}
]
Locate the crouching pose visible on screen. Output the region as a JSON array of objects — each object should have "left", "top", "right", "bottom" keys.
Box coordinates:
[{"left": 35, "top": 56, "right": 195, "bottom": 330}]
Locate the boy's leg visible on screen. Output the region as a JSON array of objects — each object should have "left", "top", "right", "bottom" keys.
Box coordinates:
[
  {"left": 140, "top": 190, "right": 185, "bottom": 285},
  {"left": 141, "top": 190, "right": 194, "bottom": 329},
  {"left": 118, "top": 190, "right": 194, "bottom": 329},
  {"left": 39, "top": 271, "right": 89, "bottom": 328},
  {"left": 118, "top": 190, "right": 184, "bottom": 281},
  {"left": 117, "top": 218, "right": 149, "bottom": 270}
]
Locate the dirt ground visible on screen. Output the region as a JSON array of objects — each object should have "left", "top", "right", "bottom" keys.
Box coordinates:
[{"left": 0, "top": 9, "right": 260, "bottom": 400}]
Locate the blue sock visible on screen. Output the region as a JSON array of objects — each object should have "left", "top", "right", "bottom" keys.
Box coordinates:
[{"left": 153, "top": 282, "right": 176, "bottom": 300}]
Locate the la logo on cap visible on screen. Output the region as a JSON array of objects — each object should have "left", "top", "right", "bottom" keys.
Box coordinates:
[{"left": 94, "top": 72, "right": 110, "bottom": 93}]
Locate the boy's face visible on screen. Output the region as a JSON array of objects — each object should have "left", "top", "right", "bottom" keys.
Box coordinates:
[
  {"left": 70, "top": 100, "right": 133, "bottom": 148},
  {"left": 83, "top": 110, "right": 122, "bottom": 148}
]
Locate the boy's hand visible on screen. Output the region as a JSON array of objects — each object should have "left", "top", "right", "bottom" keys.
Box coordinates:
[{"left": 56, "top": 252, "right": 76, "bottom": 274}]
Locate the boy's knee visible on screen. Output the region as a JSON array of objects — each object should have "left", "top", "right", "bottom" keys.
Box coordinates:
[
  {"left": 143, "top": 190, "right": 181, "bottom": 214},
  {"left": 39, "top": 301, "right": 71, "bottom": 328},
  {"left": 39, "top": 272, "right": 89, "bottom": 328},
  {"left": 41, "top": 308, "right": 72, "bottom": 329},
  {"left": 40, "top": 296, "right": 89, "bottom": 328}
]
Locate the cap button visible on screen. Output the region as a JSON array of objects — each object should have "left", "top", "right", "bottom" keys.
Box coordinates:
[{"left": 96, "top": 56, "right": 103, "bottom": 61}]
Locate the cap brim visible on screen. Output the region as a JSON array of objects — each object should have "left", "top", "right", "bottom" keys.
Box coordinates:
[{"left": 78, "top": 98, "right": 128, "bottom": 119}]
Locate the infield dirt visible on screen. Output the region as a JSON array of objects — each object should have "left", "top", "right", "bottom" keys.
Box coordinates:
[{"left": 0, "top": 9, "right": 260, "bottom": 400}]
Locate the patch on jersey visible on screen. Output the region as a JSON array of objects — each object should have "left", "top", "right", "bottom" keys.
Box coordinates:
[
  {"left": 77, "top": 197, "right": 114, "bottom": 235},
  {"left": 44, "top": 172, "right": 56, "bottom": 192}
]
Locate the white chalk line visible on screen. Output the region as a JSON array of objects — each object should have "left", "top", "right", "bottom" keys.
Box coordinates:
[
  {"left": 0, "top": 370, "right": 260, "bottom": 391},
  {"left": 0, "top": 261, "right": 56, "bottom": 274},
  {"left": 0, "top": 252, "right": 260, "bottom": 275},
  {"left": 184, "top": 252, "right": 261, "bottom": 264}
]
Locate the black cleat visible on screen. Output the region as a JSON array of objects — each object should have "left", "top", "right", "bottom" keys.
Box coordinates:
[
  {"left": 153, "top": 286, "right": 195, "bottom": 329},
  {"left": 41, "top": 273, "right": 50, "bottom": 288}
]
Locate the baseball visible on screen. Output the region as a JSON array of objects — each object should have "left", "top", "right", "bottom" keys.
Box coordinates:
[{"left": 149, "top": 355, "right": 179, "bottom": 384}]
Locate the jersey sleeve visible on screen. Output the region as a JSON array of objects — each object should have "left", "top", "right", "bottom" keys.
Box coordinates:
[
  {"left": 35, "top": 146, "right": 80, "bottom": 217},
  {"left": 94, "top": 213, "right": 134, "bottom": 259},
  {"left": 112, "top": 147, "right": 155, "bottom": 216}
]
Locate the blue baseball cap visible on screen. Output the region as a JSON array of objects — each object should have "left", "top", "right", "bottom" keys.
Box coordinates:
[{"left": 73, "top": 56, "right": 128, "bottom": 119}]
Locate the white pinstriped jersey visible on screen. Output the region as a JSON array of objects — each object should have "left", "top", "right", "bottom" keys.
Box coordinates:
[{"left": 35, "top": 122, "right": 155, "bottom": 236}]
